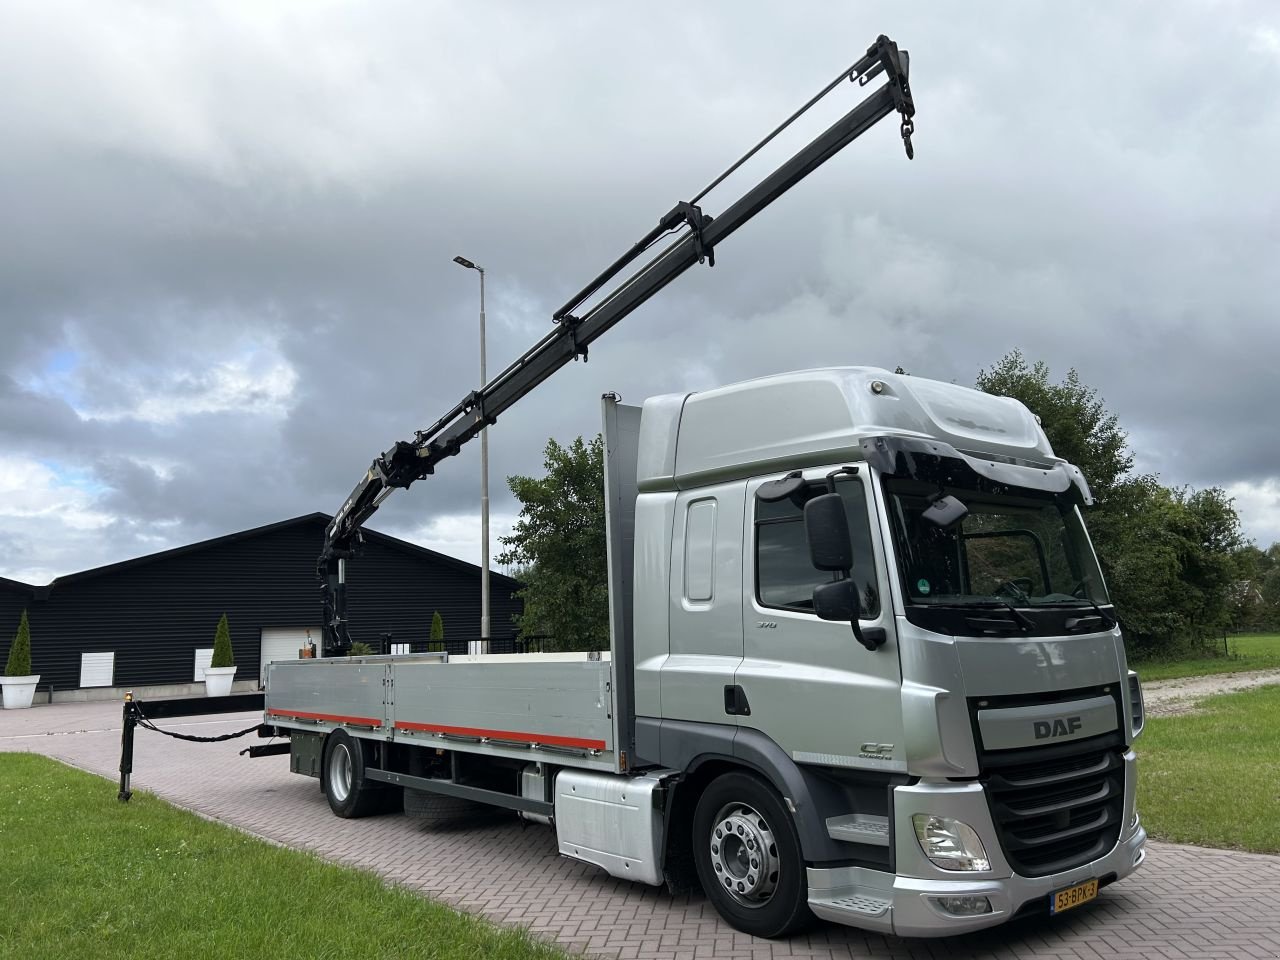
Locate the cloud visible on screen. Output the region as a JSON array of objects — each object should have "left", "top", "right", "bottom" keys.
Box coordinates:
[
  {"left": 73, "top": 349, "right": 298, "bottom": 425},
  {"left": 1, "top": 1, "right": 1278, "bottom": 583},
  {"left": 384, "top": 511, "right": 519, "bottom": 572},
  {"left": 0, "top": 456, "right": 114, "bottom": 583},
  {"left": 1226, "top": 480, "right": 1280, "bottom": 549}
]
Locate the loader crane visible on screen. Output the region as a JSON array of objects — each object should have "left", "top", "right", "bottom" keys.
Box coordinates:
[{"left": 317, "top": 34, "right": 914, "bottom": 657}]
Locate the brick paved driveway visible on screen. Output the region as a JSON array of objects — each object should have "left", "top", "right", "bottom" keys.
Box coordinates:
[{"left": 3, "top": 701, "right": 1277, "bottom": 960}]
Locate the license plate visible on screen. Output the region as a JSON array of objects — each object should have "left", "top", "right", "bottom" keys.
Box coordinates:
[{"left": 1050, "top": 878, "right": 1098, "bottom": 914}]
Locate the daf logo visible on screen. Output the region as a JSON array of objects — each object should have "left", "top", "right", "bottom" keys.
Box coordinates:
[
  {"left": 1034, "top": 716, "right": 1083, "bottom": 739},
  {"left": 859, "top": 742, "right": 895, "bottom": 756}
]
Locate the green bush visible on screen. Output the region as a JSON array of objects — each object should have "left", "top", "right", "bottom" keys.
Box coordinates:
[
  {"left": 4, "top": 610, "right": 32, "bottom": 677},
  {"left": 430, "top": 611, "right": 445, "bottom": 643},
  {"left": 348, "top": 641, "right": 375, "bottom": 656},
  {"left": 210, "top": 614, "right": 235, "bottom": 669}
]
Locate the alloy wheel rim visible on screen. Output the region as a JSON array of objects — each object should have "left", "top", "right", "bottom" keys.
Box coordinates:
[
  {"left": 329, "top": 743, "right": 352, "bottom": 802},
  {"left": 708, "top": 802, "right": 780, "bottom": 907}
]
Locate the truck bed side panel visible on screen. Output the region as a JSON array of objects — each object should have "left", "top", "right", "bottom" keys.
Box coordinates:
[
  {"left": 390, "top": 659, "right": 612, "bottom": 752},
  {"left": 267, "top": 658, "right": 388, "bottom": 728},
  {"left": 267, "top": 654, "right": 615, "bottom": 770}
]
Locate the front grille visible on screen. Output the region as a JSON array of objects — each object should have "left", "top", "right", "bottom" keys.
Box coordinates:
[{"left": 981, "top": 740, "right": 1124, "bottom": 877}]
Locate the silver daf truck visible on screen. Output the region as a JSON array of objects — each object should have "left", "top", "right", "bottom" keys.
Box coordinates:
[{"left": 266, "top": 365, "right": 1146, "bottom": 938}]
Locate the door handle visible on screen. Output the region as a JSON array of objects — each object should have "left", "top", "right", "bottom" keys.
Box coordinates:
[{"left": 723, "top": 685, "right": 751, "bottom": 717}]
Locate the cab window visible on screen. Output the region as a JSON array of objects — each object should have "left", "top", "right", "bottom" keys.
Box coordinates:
[{"left": 755, "top": 478, "right": 879, "bottom": 617}]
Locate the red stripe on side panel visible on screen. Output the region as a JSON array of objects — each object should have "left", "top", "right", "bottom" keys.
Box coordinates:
[
  {"left": 268, "top": 708, "right": 381, "bottom": 727},
  {"left": 394, "top": 720, "right": 606, "bottom": 751}
]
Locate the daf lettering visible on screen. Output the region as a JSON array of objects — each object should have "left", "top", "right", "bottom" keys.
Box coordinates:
[{"left": 1034, "top": 716, "right": 1084, "bottom": 739}]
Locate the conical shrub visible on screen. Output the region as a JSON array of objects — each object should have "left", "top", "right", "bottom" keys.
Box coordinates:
[
  {"left": 4, "top": 610, "right": 32, "bottom": 677},
  {"left": 211, "top": 613, "right": 235, "bottom": 668}
]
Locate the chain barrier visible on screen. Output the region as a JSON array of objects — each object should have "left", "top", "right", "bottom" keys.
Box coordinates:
[{"left": 130, "top": 701, "right": 263, "bottom": 743}]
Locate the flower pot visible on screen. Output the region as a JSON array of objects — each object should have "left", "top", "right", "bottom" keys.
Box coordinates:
[
  {"left": 204, "top": 666, "right": 237, "bottom": 697},
  {"left": 1, "top": 675, "right": 40, "bottom": 709}
]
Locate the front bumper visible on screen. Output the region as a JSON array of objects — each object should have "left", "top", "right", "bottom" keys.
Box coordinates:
[
  {"left": 806, "top": 749, "right": 1146, "bottom": 937},
  {"left": 807, "top": 824, "right": 1145, "bottom": 936}
]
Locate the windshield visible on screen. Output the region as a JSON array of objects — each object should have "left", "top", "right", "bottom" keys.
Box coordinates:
[{"left": 883, "top": 477, "right": 1109, "bottom": 608}]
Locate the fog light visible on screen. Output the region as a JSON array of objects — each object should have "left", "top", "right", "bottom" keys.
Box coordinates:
[
  {"left": 934, "top": 895, "right": 993, "bottom": 917},
  {"left": 912, "top": 815, "right": 991, "bottom": 871}
]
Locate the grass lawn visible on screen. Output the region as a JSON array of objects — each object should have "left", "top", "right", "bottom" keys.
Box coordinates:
[
  {"left": 1133, "top": 632, "right": 1280, "bottom": 682},
  {"left": 1136, "top": 684, "right": 1280, "bottom": 854},
  {"left": 0, "top": 753, "right": 566, "bottom": 960}
]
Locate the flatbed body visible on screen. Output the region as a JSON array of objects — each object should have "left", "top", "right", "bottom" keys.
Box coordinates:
[{"left": 267, "top": 652, "right": 618, "bottom": 774}]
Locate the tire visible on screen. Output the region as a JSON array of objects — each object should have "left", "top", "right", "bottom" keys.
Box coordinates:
[
  {"left": 323, "top": 730, "right": 394, "bottom": 818},
  {"left": 692, "top": 771, "right": 812, "bottom": 938},
  {"left": 402, "top": 787, "right": 488, "bottom": 825}
]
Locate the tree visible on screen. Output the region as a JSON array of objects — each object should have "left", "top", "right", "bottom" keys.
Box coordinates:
[
  {"left": 497, "top": 435, "right": 608, "bottom": 651},
  {"left": 211, "top": 613, "right": 235, "bottom": 668},
  {"left": 4, "top": 610, "right": 32, "bottom": 677},
  {"left": 430, "top": 611, "right": 445, "bottom": 643},
  {"left": 1260, "top": 564, "right": 1280, "bottom": 630}
]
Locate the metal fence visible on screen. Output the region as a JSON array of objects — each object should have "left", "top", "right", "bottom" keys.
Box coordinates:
[{"left": 375, "top": 634, "right": 549, "bottom": 656}]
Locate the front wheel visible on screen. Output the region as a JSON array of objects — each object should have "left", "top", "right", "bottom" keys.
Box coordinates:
[{"left": 692, "top": 772, "right": 812, "bottom": 938}]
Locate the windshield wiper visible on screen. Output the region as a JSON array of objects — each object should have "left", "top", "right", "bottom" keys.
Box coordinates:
[
  {"left": 979, "top": 598, "right": 1034, "bottom": 632},
  {"left": 1066, "top": 598, "right": 1117, "bottom": 632},
  {"left": 937, "top": 598, "right": 1034, "bottom": 633}
]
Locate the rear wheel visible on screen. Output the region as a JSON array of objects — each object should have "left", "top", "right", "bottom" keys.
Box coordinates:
[
  {"left": 692, "top": 772, "right": 812, "bottom": 938},
  {"left": 323, "top": 730, "right": 394, "bottom": 818},
  {"left": 403, "top": 787, "right": 489, "bottom": 825}
]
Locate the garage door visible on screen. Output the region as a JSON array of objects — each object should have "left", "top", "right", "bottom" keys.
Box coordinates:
[{"left": 260, "top": 627, "right": 322, "bottom": 686}]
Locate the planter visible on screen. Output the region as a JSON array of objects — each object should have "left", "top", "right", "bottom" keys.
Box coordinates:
[
  {"left": 204, "top": 666, "right": 237, "bottom": 697},
  {"left": 1, "top": 674, "right": 40, "bottom": 709}
]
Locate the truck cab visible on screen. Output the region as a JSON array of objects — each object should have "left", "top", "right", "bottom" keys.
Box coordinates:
[{"left": 612, "top": 365, "right": 1145, "bottom": 936}]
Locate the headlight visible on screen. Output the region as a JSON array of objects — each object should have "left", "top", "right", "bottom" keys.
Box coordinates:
[{"left": 912, "top": 814, "right": 991, "bottom": 871}]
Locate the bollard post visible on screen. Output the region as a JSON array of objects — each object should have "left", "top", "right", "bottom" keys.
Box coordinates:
[{"left": 118, "top": 693, "right": 137, "bottom": 802}]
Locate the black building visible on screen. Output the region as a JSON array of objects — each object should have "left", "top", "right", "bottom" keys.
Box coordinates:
[{"left": 0, "top": 514, "right": 522, "bottom": 701}]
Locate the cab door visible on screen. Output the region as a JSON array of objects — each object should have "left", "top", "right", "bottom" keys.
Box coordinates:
[
  {"left": 659, "top": 481, "right": 746, "bottom": 726},
  {"left": 736, "top": 469, "right": 904, "bottom": 770}
]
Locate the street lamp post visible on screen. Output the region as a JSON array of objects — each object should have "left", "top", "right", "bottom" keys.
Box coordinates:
[{"left": 453, "top": 255, "right": 490, "bottom": 655}]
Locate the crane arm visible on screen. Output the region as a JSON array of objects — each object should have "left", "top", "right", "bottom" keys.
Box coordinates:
[{"left": 319, "top": 34, "right": 914, "bottom": 654}]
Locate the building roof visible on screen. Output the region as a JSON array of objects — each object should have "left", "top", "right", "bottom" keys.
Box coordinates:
[
  {"left": 2, "top": 513, "right": 521, "bottom": 596},
  {"left": 0, "top": 575, "right": 35, "bottom": 597}
]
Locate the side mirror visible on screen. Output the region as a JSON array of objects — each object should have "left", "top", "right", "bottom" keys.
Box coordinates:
[
  {"left": 813, "top": 579, "right": 859, "bottom": 621},
  {"left": 804, "top": 493, "right": 852, "bottom": 572}
]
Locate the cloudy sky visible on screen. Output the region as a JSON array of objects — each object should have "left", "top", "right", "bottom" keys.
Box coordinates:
[{"left": 2, "top": 2, "right": 1278, "bottom": 585}]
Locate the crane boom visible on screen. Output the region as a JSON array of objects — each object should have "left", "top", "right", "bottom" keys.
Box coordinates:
[{"left": 319, "top": 34, "right": 915, "bottom": 655}]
